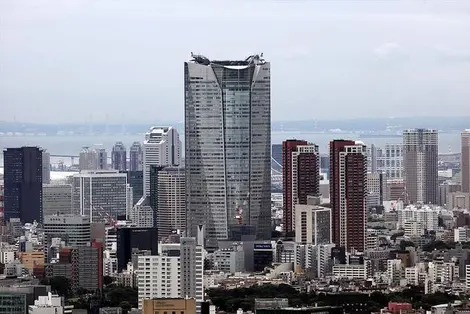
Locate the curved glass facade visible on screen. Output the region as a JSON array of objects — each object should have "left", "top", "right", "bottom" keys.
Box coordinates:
[{"left": 185, "top": 57, "right": 271, "bottom": 244}]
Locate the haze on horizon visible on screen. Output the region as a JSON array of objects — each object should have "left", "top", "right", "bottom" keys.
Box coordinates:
[{"left": 1, "top": 0, "right": 470, "bottom": 124}]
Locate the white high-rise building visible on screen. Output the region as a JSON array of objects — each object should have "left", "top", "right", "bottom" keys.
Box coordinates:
[
  {"left": 397, "top": 205, "right": 439, "bottom": 231},
  {"left": 403, "top": 129, "right": 438, "bottom": 204},
  {"left": 185, "top": 54, "right": 271, "bottom": 244},
  {"left": 79, "top": 147, "right": 98, "bottom": 171},
  {"left": 294, "top": 203, "right": 331, "bottom": 245},
  {"left": 137, "top": 236, "right": 204, "bottom": 309},
  {"left": 143, "top": 126, "right": 181, "bottom": 196},
  {"left": 71, "top": 170, "right": 128, "bottom": 221}
]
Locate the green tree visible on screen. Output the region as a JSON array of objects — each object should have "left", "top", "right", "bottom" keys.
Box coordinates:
[{"left": 41, "top": 276, "right": 72, "bottom": 298}]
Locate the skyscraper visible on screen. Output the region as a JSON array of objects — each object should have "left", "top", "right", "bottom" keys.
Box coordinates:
[
  {"left": 462, "top": 130, "right": 470, "bottom": 193},
  {"left": 185, "top": 54, "right": 271, "bottom": 243},
  {"left": 42, "top": 150, "right": 51, "bottom": 184},
  {"left": 3, "top": 147, "right": 43, "bottom": 223},
  {"left": 403, "top": 129, "right": 438, "bottom": 204},
  {"left": 330, "top": 140, "right": 367, "bottom": 252},
  {"left": 129, "top": 141, "right": 143, "bottom": 172},
  {"left": 143, "top": 126, "right": 181, "bottom": 197},
  {"left": 282, "top": 140, "right": 320, "bottom": 234},
  {"left": 96, "top": 147, "right": 108, "bottom": 170},
  {"left": 79, "top": 147, "right": 98, "bottom": 171},
  {"left": 111, "top": 142, "right": 127, "bottom": 171},
  {"left": 154, "top": 167, "right": 186, "bottom": 240}
]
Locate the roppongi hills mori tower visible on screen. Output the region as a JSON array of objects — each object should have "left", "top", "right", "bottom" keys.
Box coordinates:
[{"left": 184, "top": 54, "right": 271, "bottom": 247}]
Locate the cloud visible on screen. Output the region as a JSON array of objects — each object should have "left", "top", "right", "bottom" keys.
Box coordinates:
[
  {"left": 433, "top": 48, "right": 470, "bottom": 63},
  {"left": 373, "top": 42, "right": 407, "bottom": 61}
]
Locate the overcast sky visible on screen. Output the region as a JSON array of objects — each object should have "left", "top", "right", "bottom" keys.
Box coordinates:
[{"left": 1, "top": 0, "right": 470, "bottom": 124}]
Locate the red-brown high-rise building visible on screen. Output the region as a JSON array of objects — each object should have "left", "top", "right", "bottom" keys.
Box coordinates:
[
  {"left": 282, "top": 140, "right": 320, "bottom": 234},
  {"left": 330, "top": 140, "right": 367, "bottom": 252}
]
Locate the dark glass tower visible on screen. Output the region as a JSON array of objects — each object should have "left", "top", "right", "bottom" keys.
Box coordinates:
[{"left": 3, "top": 147, "right": 43, "bottom": 223}]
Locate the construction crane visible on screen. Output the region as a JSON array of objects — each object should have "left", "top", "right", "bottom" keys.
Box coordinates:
[{"left": 235, "top": 193, "right": 250, "bottom": 225}]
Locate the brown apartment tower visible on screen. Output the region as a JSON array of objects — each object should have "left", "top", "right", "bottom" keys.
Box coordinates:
[
  {"left": 330, "top": 140, "right": 367, "bottom": 252},
  {"left": 282, "top": 140, "right": 320, "bottom": 235},
  {"left": 403, "top": 129, "right": 438, "bottom": 204},
  {"left": 462, "top": 130, "right": 470, "bottom": 193}
]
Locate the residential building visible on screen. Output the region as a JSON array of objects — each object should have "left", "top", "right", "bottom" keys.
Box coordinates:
[
  {"left": 303, "top": 243, "right": 336, "bottom": 278},
  {"left": 42, "top": 184, "right": 72, "bottom": 218},
  {"left": 129, "top": 141, "right": 143, "bottom": 172},
  {"left": 155, "top": 167, "right": 186, "bottom": 240},
  {"left": 79, "top": 147, "right": 98, "bottom": 171},
  {"left": 294, "top": 202, "right": 332, "bottom": 245},
  {"left": 71, "top": 170, "right": 128, "bottom": 221},
  {"left": 462, "top": 130, "right": 470, "bottom": 193},
  {"left": 185, "top": 54, "right": 271, "bottom": 244},
  {"left": 282, "top": 140, "right": 320, "bottom": 234},
  {"left": 112, "top": 142, "right": 127, "bottom": 171},
  {"left": 3, "top": 147, "right": 43, "bottom": 223},
  {"left": 377, "top": 144, "right": 403, "bottom": 179},
  {"left": 143, "top": 126, "right": 181, "bottom": 197},
  {"left": 454, "top": 227, "right": 470, "bottom": 242},
  {"left": 403, "top": 129, "right": 438, "bottom": 204},
  {"left": 387, "top": 259, "right": 403, "bottom": 285},
  {"left": 396, "top": 205, "right": 439, "bottom": 231},
  {"left": 332, "top": 262, "right": 371, "bottom": 280},
  {"left": 330, "top": 140, "right": 367, "bottom": 252},
  {"left": 137, "top": 238, "right": 204, "bottom": 310}
]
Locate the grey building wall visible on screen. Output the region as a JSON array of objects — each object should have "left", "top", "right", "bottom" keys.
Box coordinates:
[
  {"left": 185, "top": 55, "right": 271, "bottom": 245},
  {"left": 42, "top": 184, "right": 72, "bottom": 218},
  {"left": 403, "top": 129, "right": 438, "bottom": 204}
]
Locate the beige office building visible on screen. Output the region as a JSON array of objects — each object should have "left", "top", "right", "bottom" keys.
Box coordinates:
[{"left": 142, "top": 298, "right": 196, "bottom": 314}]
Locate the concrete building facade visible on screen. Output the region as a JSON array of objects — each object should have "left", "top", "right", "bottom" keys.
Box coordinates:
[
  {"left": 185, "top": 54, "right": 271, "bottom": 244},
  {"left": 71, "top": 170, "right": 128, "bottom": 222}
]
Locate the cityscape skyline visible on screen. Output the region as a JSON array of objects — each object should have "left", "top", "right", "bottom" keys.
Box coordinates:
[{"left": 2, "top": 0, "right": 470, "bottom": 123}]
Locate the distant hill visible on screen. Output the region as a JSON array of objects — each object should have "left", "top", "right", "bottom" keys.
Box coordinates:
[{"left": 0, "top": 116, "right": 468, "bottom": 135}]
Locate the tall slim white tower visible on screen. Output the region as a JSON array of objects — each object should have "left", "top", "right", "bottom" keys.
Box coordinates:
[{"left": 142, "top": 126, "right": 181, "bottom": 196}]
